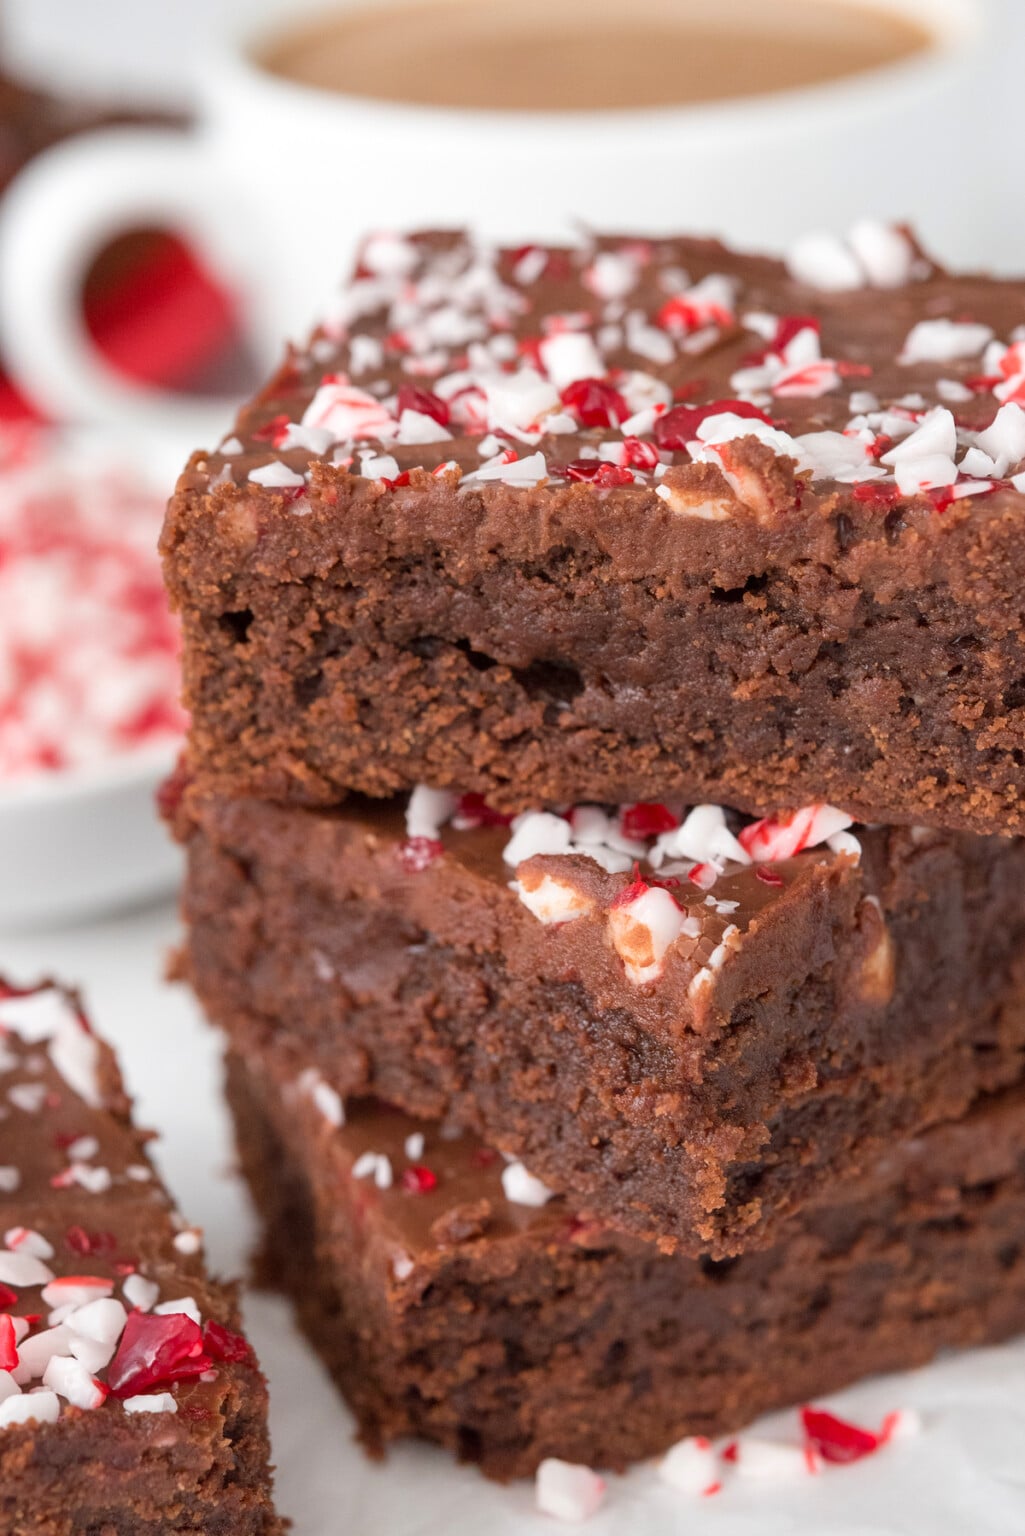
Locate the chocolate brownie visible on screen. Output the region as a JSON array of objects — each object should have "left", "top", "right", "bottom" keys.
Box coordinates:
[
  {"left": 228, "top": 1037, "right": 1025, "bottom": 1480},
  {"left": 0, "top": 981, "right": 281, "bottom": 1536},
  {"left": 174, "top": 785, "right": 1025, "bottom": 1255},
  {"left": 162, "top": 227, "right": 1025, "bottom": 835}
]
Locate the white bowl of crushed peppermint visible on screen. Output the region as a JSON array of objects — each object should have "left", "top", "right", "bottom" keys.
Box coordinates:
[{"left": 0, "top": 425, "right": 185, "bottom": 928}]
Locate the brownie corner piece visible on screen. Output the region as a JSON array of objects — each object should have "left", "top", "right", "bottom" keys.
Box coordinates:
[
  {"left": 163, "top": 227, "right": 1025, "bottom": 834},
  {"left": 0, "top": 980, "right": 282, "bottom": 1536}
]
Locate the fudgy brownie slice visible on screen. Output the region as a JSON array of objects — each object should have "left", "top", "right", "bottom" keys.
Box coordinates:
[
  {"left": 229, "top": 1036, "right": 1025, "bottom": 1480},
  {"left": 162, "top": 227, "right": 1025, "bottom": 835},
  {"left": 0, "top": 981, "right": 281, "bottom": 1536},
  {"left": 174, "top": 785, "right": 1025, "bottom": 1254}
]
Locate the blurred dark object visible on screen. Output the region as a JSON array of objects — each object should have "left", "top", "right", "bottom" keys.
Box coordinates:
[{"left": 0, "top": 72, "right": 248, "bottom": 421}]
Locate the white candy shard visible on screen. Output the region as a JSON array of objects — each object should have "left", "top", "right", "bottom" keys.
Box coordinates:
[
  {"left": 847, "top": 221, "right": 914, "bottom": 288},
  {"left": 786, "top": 232, "right": 865, "bottom": 292},
  {"left": 396, "top": 409, "right": 451, "bottom": 444},
  {"left": 122, "top": 1392, "right": 178, "bottom": 1416},
  {"left": 122, "top": 1274, "right": 160, "bottom": 1313},
  {"left": 3, "top": 1228, "right": 53, "bottom": 1261},
  {"left": 732, "top": 1436, "right": 820, "bottom": 1479},
  {"left": 658, "top": 1435, "right": 720, "bottom": 1495},
  {"left": 651, "top": 804, "right": 750, "bottom": 870},
  {"left": 406, "top": 784, "right": 458, "bottom": 841},
  {"left": 43, "top": 1354, "right": 105, "bottom": 1410},
  {"left": 504, "top": 812, "right": 573, "bottom": 866},
  {"left": 352, "top": 1152, "right": 394, "bottom": 1190},
  {"left": 12, "top": 1326, "right": 69, "bottom": 1384},
  {"left": 154, "top": 1297, "right": 201, "bottom": 1325},
  {"left": 0, "top": 1389, "right": 59, "bottom": 1428},
  {"left": 501, "top": 1162, "right": 554, "bottom": 1208},
  {"left": 535, "top": 1459, "right": 607, "bottom": 1522},
  {"left": 976, "top": 403, "right": 1025, "bottom": 473},
  {"left": 247, "top": 461, "right": 305, "bottom": 489},
  {"left": 899, "top": 319, "right": 993, "bottom": 365},
  {"left": 539, "top": 332, "right": 605, "bottom": 391},
  {"left": 297, "top": 1068, "right": 345, "bottom": 1128},
  {"left": 0, "top": 1251, "right": 54, "bottom": 1288}
]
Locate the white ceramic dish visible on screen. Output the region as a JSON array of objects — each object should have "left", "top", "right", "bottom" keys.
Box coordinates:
[{"left": 0, "top": 744, "right": 182, "bottom": 930}]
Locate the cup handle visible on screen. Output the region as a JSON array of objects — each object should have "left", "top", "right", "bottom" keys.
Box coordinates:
[{"left": 0, "top": 126, "right": 278, "bottom": 447}]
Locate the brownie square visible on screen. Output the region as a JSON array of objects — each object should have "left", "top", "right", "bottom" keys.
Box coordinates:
[
  {"left": 0, "top": 981, "right": 282, "bottom": 1536},
  {"left": 162, "top": 228, "right": 1025, "bottom": 836},
  {"left": 174, "top": 786, "right": 1025, "bottom": 1254},
  {"left": 228, "top": 1035, "right": 1025, "bottom": 1480}
]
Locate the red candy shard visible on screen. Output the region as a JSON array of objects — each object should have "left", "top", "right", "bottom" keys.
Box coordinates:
[
  {"left": 64, "top": 1226, "right": 117, "bottom": 1256},
  {"left": 609, "top": 863, "right": 651, "bottom": 909},
  {"left": 773, "top": 314, "right": 821, "bottom": 352},
  {"left": 401, "top": 1165, "right": 438, "bottom": 1194},
  {"left": 0, "top": 1284, "right": 17, "bottom": 1309},
  {"left": 800, "top": 1405, "right": 886, "bottom": 1464},
  {"left": 620, "top": 802, "right": 679, "bottom": 840},
  {"left": 559, "top": 378, "right": 628, "bottom": 428},
  {"left": 202, "top": 1319, "right": 252, "bottom": 1364},
  {"left": 397, "top": 836, "right": 444, "bottom": 874},
  {"left": 0, "top": 1314, "right": 18, "bottom": 1371},
  {"left": 621, "top": 437, "right": 661, "bottom": 471},
  {"left": 561, "top": 459, "right": 634, "bottom": 487},
  {"left": 251, "top": 413, "right": 290, "bottom": 446},
  {"left": 107, "top": 1309, "right": 212, "bottom": 1398},
  {"left": 687, "top": 861, "right": 717, "bottom": 891},
  {"left": 755, "top": 866, "right": 785, "bottom": 888},
  {"left": 656, "top": 295, "right": 732, "bottom": 333},
  {"left": 851, "top": 481, "right": 901, "bottom": 507},
  {"left": 396, "top": 384, "right": 450, "bottom": 426},
  {"left": 455, "top": 793, "right": 514, "bottom": 829},
  {"left": 653, "top": 399, "right": 773, "bottom": 451}
]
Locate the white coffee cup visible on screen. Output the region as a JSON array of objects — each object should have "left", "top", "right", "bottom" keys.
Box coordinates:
[{"left": 0, "top": 0, "right": 989, "bottom": 453}]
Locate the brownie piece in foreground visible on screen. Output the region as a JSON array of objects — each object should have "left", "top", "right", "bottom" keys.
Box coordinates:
[
  {"left": 162, "top": 227, "right": 1025, "bottom": 835},
  {"left": 176, "top": 786, "right": 1025, "bottom": 1255},
  {"left": 229, "top": 1038, "right": 1025, "bottom": 1480},
  {"left": 0, "top": 981, "right": 281, "bottom": 1536}
]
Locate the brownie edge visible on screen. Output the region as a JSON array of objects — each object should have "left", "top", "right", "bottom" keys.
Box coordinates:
[{"left": 228, "top": 1040, "right": 1025, "bottom": 1481}]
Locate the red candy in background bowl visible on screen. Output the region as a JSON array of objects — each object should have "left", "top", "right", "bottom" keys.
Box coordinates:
[{"left": 0, "top": 424, "right": 186, "bottom": 928}]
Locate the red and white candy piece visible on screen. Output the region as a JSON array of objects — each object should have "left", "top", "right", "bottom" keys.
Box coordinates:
[
  {"left": 739, "top": 805, "right": 853, "bottom": 863},
  {"left": 3, "top": 1228, "right": 54, "bottom": 1261},
  {"left": 301, "top": 376, "right": 398, "bottom": 440},
  {"left": 41, "top": 1276, "right": 113, "bottom": 1311},
  {"left": 42, "top": 1353, "right": 107, "bottom": 1411}
]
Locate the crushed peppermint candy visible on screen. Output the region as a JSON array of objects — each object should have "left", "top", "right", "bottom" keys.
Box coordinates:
[
  {"left": 404, "top": 788, "right": 859, "bottom": 985},
  {"left": 209, "top": 225, "right": 1025, "bottom": 522},
  {"left": 501, "top": 1162, "right": 555, "bottom": 1208},
  {"left": 0, "top": 981, "right": 258, "bottom": 1438},
  {"left": 0, "top": 427, "right": 185, "bottom": 784}
]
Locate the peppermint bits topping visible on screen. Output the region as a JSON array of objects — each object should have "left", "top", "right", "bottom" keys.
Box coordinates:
[{"left": 216, "top": 225, "right": 1024, "bottom": 519}]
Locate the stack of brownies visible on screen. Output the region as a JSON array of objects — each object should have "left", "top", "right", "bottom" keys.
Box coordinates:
[{"left": 162, "top": 224, "right": 1025, "bottom": 1480}]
